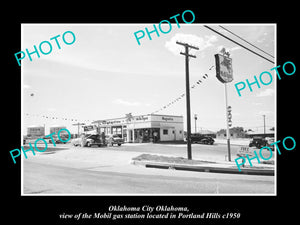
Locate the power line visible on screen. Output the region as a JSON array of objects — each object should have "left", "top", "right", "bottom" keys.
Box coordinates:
[
  {"left": 219, "top": 25, "right": 274, "bottom": 59},
  {"left": 203, "top": 25, "right": 274, "bottom": 64},
  {"left": 151, "top": 69, "right": 210, "bottom": 114}
]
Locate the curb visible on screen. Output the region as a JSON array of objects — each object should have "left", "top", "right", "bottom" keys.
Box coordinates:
[{"left": 132, "top": 160, "right": 274, "bottom": 176}]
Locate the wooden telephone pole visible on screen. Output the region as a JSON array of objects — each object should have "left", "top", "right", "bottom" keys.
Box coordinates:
[
  {"left": 72, "top": 122, "right": 85, "bottom": 137},
  {"left": 176, "top": 41, "right": 199, "bottom": 160}
]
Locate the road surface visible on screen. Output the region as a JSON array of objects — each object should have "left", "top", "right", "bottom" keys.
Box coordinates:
[
  {"left": 23, "top": 159, "right": 274, "bottom": 194},
  {"left": 22, "top": 143, "right": 275, "bottom": 195}
]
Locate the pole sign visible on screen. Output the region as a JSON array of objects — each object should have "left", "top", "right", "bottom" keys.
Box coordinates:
[
  {"left": 215, "top": 54, "right": 233, "bottom": 83},
  {"left": 237, "top": 146, "right": 255, "bottom": 158}
]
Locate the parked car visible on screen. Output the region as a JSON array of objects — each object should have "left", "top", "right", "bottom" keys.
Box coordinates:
[
  {"left": 23, "top": 135, "right": 27, "bottom": 145},
  {"left": 249, "top": 136, "right": 269, "bottom": 149},
  {"left": 71, "top": 134, "right": 105, "bottom": 147},
  {"left": 266, "top": 137, "right": 275, "bottom": 151},
  {"left": 190, "top": 134, "right": 214, "bottom": 145},
  {"left": 49, "top": 134, "right": 68, "bottom": 144},
  {"left": 105, "top": 134, "right": 124, "bottom": 146}
]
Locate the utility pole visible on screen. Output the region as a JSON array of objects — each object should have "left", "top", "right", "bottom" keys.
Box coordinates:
[
  {"left": 176, "top": 41, "right": 199, "bottom": 160},
  {"left": 194, "top": 114, "right": 197, "bottom": 133},
  {"left": 72, "top": 122, "right": 85, "bottom": 137},
  {"left": 263, "top": 115, "right": 266, "bottom": 135}
]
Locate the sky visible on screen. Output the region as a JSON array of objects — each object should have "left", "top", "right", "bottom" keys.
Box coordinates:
[{"left": 22, "top": 23, "right": 276, "bottom": 135}]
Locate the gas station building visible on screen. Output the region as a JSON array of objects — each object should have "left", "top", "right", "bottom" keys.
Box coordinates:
[{"left": 91, "top": 114, "right": 184, "bottom": 143}]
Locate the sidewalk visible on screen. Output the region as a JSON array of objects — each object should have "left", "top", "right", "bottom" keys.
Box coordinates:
[
  {"left": 131, "top": 154, "right": 274, "bottom": 176},
  {"left": 30, "top": 144, "right": 274, "bottom": 176}
]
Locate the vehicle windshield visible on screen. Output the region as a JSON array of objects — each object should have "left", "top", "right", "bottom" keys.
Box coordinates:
[
  {"left": 253, "top": 136, "right": 264, "bottom": 139},
  {"left": 88, "top": 135, "right": 100, "bottom": 139},
  {"left": 105, "top": 134, "right": 120, "bottom": 138}
]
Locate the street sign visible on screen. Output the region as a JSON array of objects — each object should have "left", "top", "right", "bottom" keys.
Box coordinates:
[
  {"left": 215, "top": 54, "right": 233, "bottom": 83},
  {"left": 237, "top": 146, "right": 255, "bottom": 157},
  {"left": 227, "top": 106, "right": 232, "bottom": 127}
]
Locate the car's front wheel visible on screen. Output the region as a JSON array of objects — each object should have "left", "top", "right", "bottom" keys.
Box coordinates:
[{"left": 255, "top": 143, "right": 261, "bottom": 148}]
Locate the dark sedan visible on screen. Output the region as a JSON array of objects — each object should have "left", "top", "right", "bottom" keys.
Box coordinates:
[{"left": 190, "top": 134, "right": 215, "bottom": 145}]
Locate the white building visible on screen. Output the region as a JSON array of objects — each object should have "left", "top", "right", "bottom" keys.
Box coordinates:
[
  {"left": 27, "top": 125, "right": 45, "bottom": 137},
  {"left": 49, "top": 125, "right": 66, "bottom": 134},
  {"left": 91, "top": 114, "right": 184, "bottom": 143}
]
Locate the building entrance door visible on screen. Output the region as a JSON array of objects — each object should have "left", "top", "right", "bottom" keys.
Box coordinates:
[{"left": 129, "top": 130, "right": 133, "bottom": 142}]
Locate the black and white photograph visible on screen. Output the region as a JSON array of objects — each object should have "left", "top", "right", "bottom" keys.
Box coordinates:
[
  {"left": 4, "top": 5, "right": 298, "bottom": 225},
  {"left": 21, "top": 23, "right": 276, "bottom": 195}
]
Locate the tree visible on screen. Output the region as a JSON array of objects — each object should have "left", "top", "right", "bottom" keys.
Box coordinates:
[
  {"left": 230, "top": 127, "right": 244, "bottom": 132},
  {"left": 217, "top": 127, "right": 245, "bottom": 135}
]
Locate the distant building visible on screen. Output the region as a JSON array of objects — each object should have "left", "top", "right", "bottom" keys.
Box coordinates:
[
  {"left": 50, "top": 125, "right": 66, "bottom": 134},
  {"left": 216, "top": 127, "right": 275, "bottom": 139},
  {"left": 216, "top": 127, "right": 246, "bottom": 139},
  {"left": 195, "top": 130, "right": 216, "bottom": 138},
  {"left": 27, "top": 125, "right": 45, "bottom": 137},
  {"left": 245, "top": 129, "right": 275, "bottom": 138}
]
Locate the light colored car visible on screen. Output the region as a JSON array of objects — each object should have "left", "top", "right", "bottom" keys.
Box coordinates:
[
  {"left": 72, "top": 134, "right": 105, "bottom": 147},
  {"left": 105, "top": 134, "right": 124, "bottom": 146},
  {"left": 49, "top": 134, "right": 67, "bottom": 144}
]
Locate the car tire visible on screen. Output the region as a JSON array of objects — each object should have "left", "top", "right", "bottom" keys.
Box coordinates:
[
  {"left": 86, "top": 142, "right": 91, "bottom": 147},
  {"left": 118, "top": 143, "right": 121, "bottom": 146}
]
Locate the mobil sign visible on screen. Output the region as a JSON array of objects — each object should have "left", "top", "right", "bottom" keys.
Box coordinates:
[{"left": 215, "top": 53, "right": 233, "bottom": 83}]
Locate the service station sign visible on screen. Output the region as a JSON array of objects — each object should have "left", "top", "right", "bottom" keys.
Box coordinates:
[{"left": 215, "top": 54, "right": 233, "bottom": 83}]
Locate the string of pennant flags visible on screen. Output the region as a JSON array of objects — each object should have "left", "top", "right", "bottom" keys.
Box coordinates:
[
  {"left": 24, "top": 113, "right": 94, "bottom": 123},
  {"left": 25, "top": 65, "right": 215, "bottom": 122},
  {"left": 151, "top": 65, "right": 214, "bottom": 114}
]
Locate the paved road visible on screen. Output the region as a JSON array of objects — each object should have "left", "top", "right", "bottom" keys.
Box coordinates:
[
  {"left": 121, "top": 142, "right": 274, "bottom": 160},
  {"left": 22, "top": 143, "right": 275, "bottom": 195}
]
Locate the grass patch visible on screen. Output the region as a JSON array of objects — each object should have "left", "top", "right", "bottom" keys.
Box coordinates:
[{"left": 132, "top": 154, "right": 215, "bottom": 165}]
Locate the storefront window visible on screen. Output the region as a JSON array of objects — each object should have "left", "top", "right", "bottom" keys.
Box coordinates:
[
  {"left": 163, "top": 129, "right": 168, "bottom": 135},
  {"left": 112, "top": 126, "right": 122, "bottom": 135}
]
